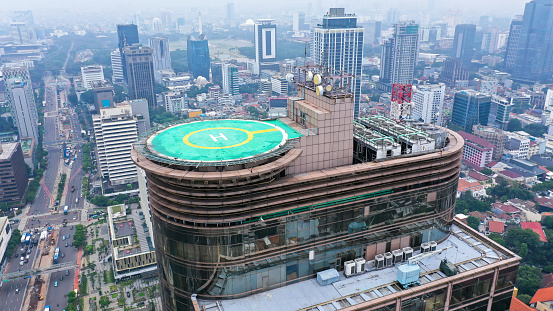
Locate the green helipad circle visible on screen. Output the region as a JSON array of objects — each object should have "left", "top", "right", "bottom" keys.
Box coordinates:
[{"left": 148, "top": 120, "right": 288, "bottom": 162}]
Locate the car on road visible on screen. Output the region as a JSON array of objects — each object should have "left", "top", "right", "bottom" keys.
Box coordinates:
[
  {"left": 66, "top": 270, "right": 69, "bottom": 276},
  {"left": 20, "top": 261, "right": 24, "bottom": 266},
  {"left": 20, "top": 256, "right": 24, "bottom": 261},
  {"left": 65, "top": 243, "right": 68, "bottom": 247},
  {"left": 54, "top": 281, "right": 58, "bottom": 287},
  {"left": 126, "top": 292, "right": 131, "bottom": 298},
  {"left": 70, "top": 226, "right": 73, "bottom": 230},
  {"left": 60, "top": 276, "right": 63, "bottom": 281},
  {"left": 62, "top": 236, "right": 66, "bottom": 241},
  {"left": 15, "top": 288, "right": 19, "bottom": 294},
  {"left": 61, "top": 252, "right": 65, "bottom": 258},
  {"left": 67, "top": 234, "right": 70, "bottom": 238}
]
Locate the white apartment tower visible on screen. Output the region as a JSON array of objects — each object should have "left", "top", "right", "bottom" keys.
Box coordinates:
[
  {"left": 110, "top": 50, "right": 124, "bottom": 84},
  {"left": 311, "top": 8, "right": 364, "bottom": 118},
  {"left": 411, "top": 84, "right": 445, "bottom": 126},
  {"left": 81, "top": 65, "right": 105, "bottom": 89},
  {"left": 222, "top": 63, "right": 239, "bottom": 98},
  {"left": 3, "top": 66, "right": 38, "bottom": 144},
  {"left": 254, "top": 19, "right": 277, "bottom": 75},
  {"left": 93, "top": 105, "right": 141, "bottom": 185}
]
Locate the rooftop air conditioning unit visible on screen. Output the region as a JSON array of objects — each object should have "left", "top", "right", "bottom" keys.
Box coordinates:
[
  {"left": 421, "top": 242, "right": 430, "bottom": 254},
  {"left": 392, "top": 249, "right": 404, "bottom": 264},
  {"left": 429, "top": 241, "right": 437, "bottom": 252},
  {"left": 375, "top": 254, "right": 385, "bottom": 269},
  {"left": 403, "top": 247, "right": 413, "bottom": 261},
  {"left": 344, "top": 260, "right": 356, "bottom": 277},
  {"left": 355, "top": 258, "right": 366, "bottom": 274},
  {"left": 384, "top": 252, "right": 393, "bottom": 267}
]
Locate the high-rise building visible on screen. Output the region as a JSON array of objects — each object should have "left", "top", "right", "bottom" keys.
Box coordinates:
[
  {"left": 481, "top": 27, "right": 501, "bottom": 54},
  {"left": 117, "top": 24, "right": 140, "bottom": 81},
  {"left": 160, "top": 10, "right": 172, "bottom": 29},
  {"left": 163, "top": 91, "right": 188, "bottom": 114},
  {"left": 451, "top": 90, "right": 492, "bottom": 133},
  {"left": 254, "top": 19, "right": 278, "bottom": 75},
  {"left": 13, "top": 11, "right": 34, "bottom": 26},
  {"left": 512, "top": 0, "right": 553, "bottom": 82},
  {"left": 91, "top": 80, "right": 115, "bottom": 111},
  {"left": 226, "top": 3, "right": 235, "bottom": 22},
  {"left": 3, "top": 66, "right": 38, "bottom": 143},
  {"left": 458, "top": 131, "right": 494, "bottom": 168},
  {"left": 472, "top": 125, "right": 507, "bottom": 161},
  {"left": 132, "top": 76, "right": 519, "bottom": 311},
  {"left": 312, "top": 8, "right": 363, "bottom": 117},
  {"left": 379, "top": 21, "right": 419, "bottom": 92},
  {"left": 439, "top": 58, "right": 469, "bottom": 87},
  {"left": 123, "top": 45, "right": 156, "bottom": 107},
  {"left": 152, "top": 18, "right": 163, "bottom": 33},
  {"left": 149, "top": 37, "right": 173, "bottom": 83},
  {"left": 505, "top": 16, "right": 524, "bottom": 70},
  {"left": 222, "top": 63, "right": 239, "bottom": 98},
  {"left": 293, "top": 12, "right": 306, "bottom": 31},
  {"left": 93, "top": 103, "right": 149, "bottom": 186},
  {"left": 386, "top": 8, "right": 399, "bottom": 24},
  {"left": 81, "top": 65, "right": 105, "bottom": 89},
  {"left": 110, "top": 50, "right": 124, "bottom": 84},
  {"left": 452, "top": 24, "right": 476, "bottom": 66},
  {"left": 10, "top": 22, "right": 36, "bottom": 45},
  {"left": 361, "top": 21, "right": 382, "bottom": 45},
  {"left": 187, "top": 35, "right": 210, "bottom": 79},
  {"left": 488, "top": 95, "right": 513, "bottom": 129},
  {"left": 411, "top": 83, "right": 446, "bottom": 125},
  {"left": 0, "top": 142, "right": 28, "bottom": 204}
]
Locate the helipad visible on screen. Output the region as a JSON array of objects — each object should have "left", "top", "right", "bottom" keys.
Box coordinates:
[{"left": 147, "top": 119, "right": 302, "bottom": 163}]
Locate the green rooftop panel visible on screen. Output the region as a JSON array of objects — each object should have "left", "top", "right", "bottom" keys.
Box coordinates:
[{"left": 148, "top": 119, "right": 300, "bottom": 163}]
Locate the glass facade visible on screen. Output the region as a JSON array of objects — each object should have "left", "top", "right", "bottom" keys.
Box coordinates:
[
  {"left": 451, "top": 91, "right": 491, "bottom": 133},
  {"left": 187, "top": 39, "right": 210, "bottom": 79}
]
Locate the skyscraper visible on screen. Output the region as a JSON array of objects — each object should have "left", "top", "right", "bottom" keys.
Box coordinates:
[
  {"left": 439, "top": 58, "right": 469, "bottom": 87},
  {"left": 160, "top": 10, "right": 172, "bottom": 29},
  {"left": 81, "top": 65, "right": 105, "bottom": 89},
  {"left": 505, "top": 16, "right": 524, "bottom": 70},
  {"left": 312, "top": 8, "right": 363, "bottom": 117},
  {"left": 512, "top": 0, "right": 553, "bottom": 82},
  {"left": 488, "top": 95, "right": 513, "bottom": 130},
  {"left": 452, "top": 24, "right": 476, "bottom": 66},
  {"left": 187, "top": 36, "right": 210, "bottom": 79},
  {"left": 481, "top": 27, "right": 501, "bottom": 54},
  {"left": 226, "top": 3, "right": 235, "bottom": 22},
  {"left": 451, "top": 90, "right": 492, "bottom": 133},
  {"left": 3, "top": 66, "right": 38, "bottom": 143},
  {"left": 149, "top": 36, "right": 173, "bottom": 83},
  {"left": 254, "top": 19, "right": 278, "bottom": 75},
  {"left": 222, "top": 63, "right": 239, "bottom": 97},
  {"left": 0, "top": 142, "right": 28, "bottom": 204},
  {"left": 10, "top": 23, "right": 36, "bottom": 45},
  {"left": 117, "top": 24, "right": 140, "bottom": 81},
  {"left": 123, "top": 45, "right": 156, "bottom": 107},
  {"left": 293, "top": 12, "right": 306, "bottom": 31},
  {"left": 411, "top": 83, "right": 446, "bottom": 125},
  {"left": 379, "top": 21, "right": 419, "bottom": 92},
  {"left": 110, "top": 50, "right": 124, "bottom": 84}
]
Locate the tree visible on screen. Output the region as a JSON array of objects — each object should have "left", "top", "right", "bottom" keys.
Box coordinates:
[
  {"left": 171, "top": 49, "right": 188, "bottom": 73},
  {"left": 73, "top": 224, "right": 86, "bottom": 248},
  {"left": 99, "top": 295, "right": 110, "bottom": 308},
  {"left": 533, "top": 180, "right": 553, "bottom": 193},
  {"left": 543, "top": 216, "right": 553, "bottom": 230},
  {"left": 517, "top": 294, "right": 532, "bottom": 305},
  {"left": 523, "top": 123, "right": 547, "bottom": 137},
  {"left": 507, "top": 119, "right": 523, "bottom": 132},
  {"left": 80, "top": 90, "right": 94, "bottom": 105},
  {"left": 504, "top": 227, "right": 542, "bottom": 253},
  {"left": 516, "top": 265, "right": 542, "bottom": 296},
  {"left": 480, "top": 168, "right": 493, "bottom": 176},
  {"left": 519, "top": 243, "right": 529, "bottom": 258},
  {"left": 488, "top": 233, "right": 505, "bottom": 246},
  {"left": 467, "top": 216, "right": 480, "bottom": 231},
  {"left": 154, "top": 83, "right": 169, "bottom": 95}
]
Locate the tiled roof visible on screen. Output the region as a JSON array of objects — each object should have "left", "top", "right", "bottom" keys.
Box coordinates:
[
  {"left": 537, "top": 197, "right": 553, "bottom": 209},
  {"left": 469, "top": 171, "right": 490, "bottom": 181},
  {"left": 510, "top": 296, "right": 535, "bottom": 311},
  {"left": 521, "top": 222, "right": 548, "bottom": 242},
  {"left": 530, "top": 286, "right": 553, "bottom": 304},
  {"left": 488, "top": 220, "right": 505, "bottom": 234},
  {"left": 492, "top": 203, "right": 519, "bottom": 213},
  {"left": 458, "top": 131, "right": 495, "bottom": 149},
  {"left": 468, "top": 211, "right": 487, "bottom": 221},
  {"left": 458, "top": 179, "right": 484, "bottom": 192},
  {"left": 499, "top": 170, "right": 523, "bottom": 179},
  {"left": 487, "top": 161, "right": 498, "bottom": 168}
]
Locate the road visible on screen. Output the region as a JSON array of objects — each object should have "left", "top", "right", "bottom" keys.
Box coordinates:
[{"left": 43, "top": 226, "right": 78, "bottom": 311}]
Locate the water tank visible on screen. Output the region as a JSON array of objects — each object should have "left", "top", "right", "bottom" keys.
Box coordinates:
[
  {"left": 375, "top": 254, "right": 385, "bottom": 269},
  {"left": 392, "top": 249, "right": 404, "bottom": 264},
  {"left": 403, "top": 247, "right": 413, "bottom": 261},
  {"left": 344, "top": 260, "right": 356, "bottom": 277},
  {"left": 384, "top": 252, "right": 393, "bottom": 267},
  {"left": 429, "top": 241, "right": 437, "bottom": 252},
  {"left": 316, "top": 269, "right": 340, "bottom": 286},
  {"left": 397, "top": 263, "right": 421, "bottom": 288},
  {"left": 421, "top": 242, "right": 430, "bottom": 254},
  {"left": 355, "top": 258, "right": 366, "bottom": 273}
]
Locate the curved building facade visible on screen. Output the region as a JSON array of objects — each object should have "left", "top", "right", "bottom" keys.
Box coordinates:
[{"left": 132, "top": 86, "right": 464, "bottom": 311}]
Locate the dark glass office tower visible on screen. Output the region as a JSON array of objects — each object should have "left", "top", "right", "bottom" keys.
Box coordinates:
[
  {"left": 513, "top": 0, "right": 553, "bottom": 82},
  {"left": 505, "top": 17, "right": 523, "bottom": 69},
  {"left": 451, "top": 90, "right": 491, "bottom": 133},
  {"left": 452, "top": 24, "right": 476, "bottom": 67},
  {"left": 123, "top": 45, "right": 156, "bottom": 107},
  {"left": 117, "top": 24, "right": 140, "bottom": 80},
  {"left": 187, "top": 35, "right": 210, "bottom": 79}
]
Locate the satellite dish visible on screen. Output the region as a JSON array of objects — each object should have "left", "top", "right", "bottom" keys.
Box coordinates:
[
  {"left": 313, "top": 74, "right": 322, "bottom": 85},
  {"left": 285, "top": 73, "right": 294, "bottom": 83},
  {"left": 307, "top": 71, "right": 314, "bottom": 81},
  {"left": 316, "top": 85, "right": 324, "bottom": 96},
  {"left": 326, "top": 85, "right": 332, "bottom": 92}
]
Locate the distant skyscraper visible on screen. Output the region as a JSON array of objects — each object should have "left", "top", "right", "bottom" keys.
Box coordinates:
[
  {"left": 226, "top": 3, "right": 235, "bottom": 22},
  {"left": 379, "top": 21, "right": 419, "bottom": 92},
  {"left": 386, "top": 8, "right": 399, "bottom": 24},
  {"left": 479, "top": 16, "right": 490, "bottom": 29},
  {"left": 187, "top": 35, "right": 210, "bottom": 79},
  {"left": 222, "top": 63, "right": 239, "bottom": 97},
  {"left": 452, "top": 24, "right": 476, "bottom": 66},
  {"left": 254, "top": 19, "right": 278, "bottom": 75},
  {"left": 13, "top": 11, "right": 34, "bottom": 26},
  {"left": 110, "top": 50, "right": 124, "bottom": 84},
  {"left": 451, "top": 90, "right": 491, "bottom": 133},
  {"left": 123, "top": 45, "right": 156, "bottom": 107},
  {"left": 293, "top": 12, "right": 306, "bottom": 31},
  {"left": 488, "top": 95, "right": 513, "bottom": 130},
  {"left": 312, "top": 8, "right": 364, "bottom": 117},
  {"left": 411, "top": 83, "right": 445, "bottom": 125},
  {"left": 505, "top": 16, "right": 524, "bottom": 70},
  {"left": 3, "top": 66, "right": 38, "bottom": 143},
  {"left": 117, "top": 24, "right": 140, "bottom": 81},
  {"left": 439, "top": 58, "right": 469, "bottom": 87},
  {"left": 81, "top": 65, "right": 105, "bottom": 89},
  {"left": 481, "top": 27, "right": 501, "bottom": 53},
  {"left": 152, "top": 18, "right": 163, "bottom": 33},
  {"left": 512, "top": 0, "right": 553, "bottom": 82},
  {"left": 149, "top": 37, "right": 172, "bottom": 83},
  {"left": 362, "top": 21, "right": 382, "bottom": 45},
  {"left": 160, "top": 10, "right": 172, "bottom": 29},
  {"left": 10, "top": 23, "right": 36, "bottom": 45}
]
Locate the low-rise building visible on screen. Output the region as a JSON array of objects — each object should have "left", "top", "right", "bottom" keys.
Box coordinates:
[
  {"left": 458, "top": 131, "right": 494, "bottom": 167},
  {"left": 521, "top": 222, "right": 547, "bottom": 242}
]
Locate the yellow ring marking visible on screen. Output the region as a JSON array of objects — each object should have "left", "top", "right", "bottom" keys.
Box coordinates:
[
  {"left": 183, "top": 127, "right": 254, "bottom": 149},
  {"left": 250, "top": 128, "right": 279, "bottom": 134}
]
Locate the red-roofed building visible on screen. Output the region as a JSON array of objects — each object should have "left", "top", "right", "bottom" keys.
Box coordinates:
[
  {"left": 521, "top": 222, "right": 548, "bottom": 242},
  {"left": 487, "top": 220, "right": 505, "bottom": 234},
  {"left": 537, "top": 197, "right": 553, "bottom": 211},
  {"left": 457, "top": 179, "right": 486, "bottom": 198},
  {"left": 530, "top": 287, "right": 553, "bottom": 307},
  {"left": 511, "top": 296, "right": 536, "bottom": 311},
  {"left": 459, "top": 131, "right": 494, "bottom": 167},
  {"left": 498, "top": 170, "right": 524, "bottom": 182},
  {"left": 492, "top": 203, "right": 519, "bottom": 214},
  {"left": 469, "top": 211, "right": 487, "bottom": 221},
  {"left": 469, "top": 171, "right": 491, "bottom": 181},
  {"left": 496, "top": 213, "right": 513, "bottom": 221},
  {"left": 486, "top": 161, "right": 498, "bottom": 168}
]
